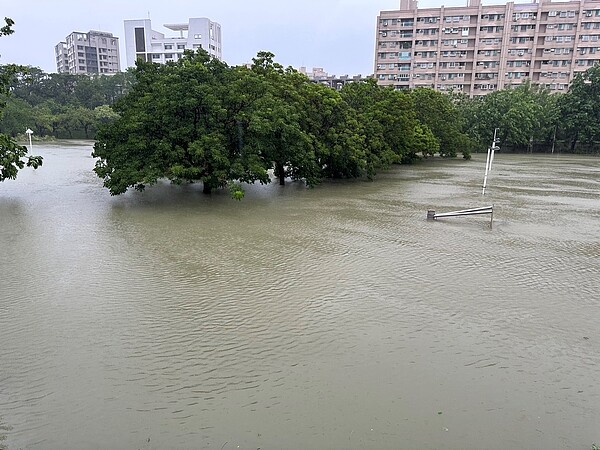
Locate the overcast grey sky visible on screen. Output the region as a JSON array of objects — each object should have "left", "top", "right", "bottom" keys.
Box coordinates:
[{"left": 1, "top": 0, "right": 468, "bottom": 76}]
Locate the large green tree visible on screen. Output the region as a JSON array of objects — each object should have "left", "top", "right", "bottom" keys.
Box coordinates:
[
  {"left": 559, "top": 65, "right": 600, "bottom": 152},
  {"left": 93, "top": 50, "right": 270, "bottom": 195},
  {"left": 93, "top": 49, "right": 474, "bottom": 197},
  {"left": 461, "top": 81, "right": 557, "bottom": 151},
  {"left": 245, "top": 52, "right": 321, "bottom": 186},
  {"left": 0, "top": 17, "right": 42, "bottom": 182},
  {"left": 410, "top": 88, "right": 472, "bottom": 159},
  {"left": 303, "top": 81, "right": 365, "bottom": 180},
  {"left": 341, "top": 80, "right": 433, "bottom": 166}
]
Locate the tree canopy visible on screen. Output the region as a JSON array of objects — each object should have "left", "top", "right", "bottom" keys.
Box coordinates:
[
  {"left": 460, "top": 81, "right": 557, "bottom": 152},
  {"left": 93, "top": 50, "right": 472, "bottom": 197},
  {"left": 558, "top": 65, "right": 600, "bottom": 152},
  {"left": 0, "top": 67, "right": 133, "bottom": 138},
  {"left": 454, "top": 76, "right": 600, "bottom": 154}
]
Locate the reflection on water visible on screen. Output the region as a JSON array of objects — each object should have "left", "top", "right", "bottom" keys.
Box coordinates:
[{"left": 1, "top": 143, "right": 599, "bottom": 449}]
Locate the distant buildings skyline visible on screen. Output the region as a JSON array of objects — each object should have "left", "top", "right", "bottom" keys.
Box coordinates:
[
  {"left": 298, "top": 66, "right": 374, "bottom": 90},
  {"left": 50, "top": 0, "right": 600, "bottom": 93},
  {"left": 53, "top": 17, "right": 223, "bottom": 75},
  {"left": 55, "top": 30, "right": 120, "bottom": 75},
  {"left": 50, "top": 14, "right": 370, "bottom": 78}
]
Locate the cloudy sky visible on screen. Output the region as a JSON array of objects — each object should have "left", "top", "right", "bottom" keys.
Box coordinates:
[{"left": 1, "top": 0, "right": 468, "bottom": 76}]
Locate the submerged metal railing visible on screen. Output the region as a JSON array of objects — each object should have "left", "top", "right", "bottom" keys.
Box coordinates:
[{"left": 427, "top": 205, "right": 494, "bottom": 228}]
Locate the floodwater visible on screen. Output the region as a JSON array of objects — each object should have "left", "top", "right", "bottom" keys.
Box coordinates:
[{"left": 0, "top": 142, "right": 598, "bottom": 449}]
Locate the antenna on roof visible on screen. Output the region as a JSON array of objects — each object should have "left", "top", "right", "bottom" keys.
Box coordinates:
[{"left": 147, "top": 11, "right": 151, "bottom": 19}]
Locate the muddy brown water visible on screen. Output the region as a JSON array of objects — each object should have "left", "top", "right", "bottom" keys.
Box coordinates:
[{"left": 1, "top": 142, "right": 599, "bottom": 449}]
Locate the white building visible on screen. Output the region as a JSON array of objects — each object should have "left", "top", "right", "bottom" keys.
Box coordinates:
[
  {"left": 298, "top": 67, "right": 374, "bottom": 90},
  {"left": 55, "top": 30, "right": 120, "bottom": 75},
  {"left": 123, "top": 18, "right": 222, "bottom": 68}
]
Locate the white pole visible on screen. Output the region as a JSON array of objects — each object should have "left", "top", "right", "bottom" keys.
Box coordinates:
[
  {"left": 25, "top": 128, "right": 33, "bottom": 152},
  {"left": 483, "top": 128, "right": 499, "bottom": 196},
  {"left": 482, "top": 146, "right": 491, "bottom": 195}
]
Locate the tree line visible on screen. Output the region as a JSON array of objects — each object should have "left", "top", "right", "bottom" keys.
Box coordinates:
[
  {"left": 458, "top": 74, "right": 600, "bottom": 155},
  {"left": 4, "top": 56, "right": 600, "bottom": 156},
  {"left": 3, "top": 23, "right": 600, "bottom": 189},
  {"left": 91, "top": 50, "right": 472, "bottom": 196},
  {"left": 0, "top": 67, "right": 133, "bottom": 139}
]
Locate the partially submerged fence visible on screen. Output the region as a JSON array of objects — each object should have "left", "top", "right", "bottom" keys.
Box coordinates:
[{"left": 427, "top": 205, "right": 494, "bottom": 229}]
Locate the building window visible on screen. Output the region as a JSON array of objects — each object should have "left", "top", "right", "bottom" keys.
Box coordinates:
[
  {"left": 134, "top": 27, "right": 146, "bottom": 52},
  {"left": 177, "top": 44, "right": 185, "bottom": 49},
  {"left": 194, "top": 34, "right": 201, "bottom": 39},
  {"left": 164, "top": 44, "right": 173, "bottom": 50}
]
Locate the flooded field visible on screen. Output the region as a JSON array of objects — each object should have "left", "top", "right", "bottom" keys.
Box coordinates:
[{"left": 1, "top": 142, "right": 598, "bottom": 449}]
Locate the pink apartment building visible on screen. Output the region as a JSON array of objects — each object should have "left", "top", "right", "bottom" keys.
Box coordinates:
[{"left": 375, "top": 0, "right": 600, "bottom": 96}]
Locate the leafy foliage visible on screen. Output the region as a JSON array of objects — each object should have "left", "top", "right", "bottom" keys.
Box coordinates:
[
  {"left": 93, "top": 50, "right": 472, "bottom": 196},
  {"left": 0, "top": 18, "right": 42, "bottom": 182},
  {"left": 0, "top": 134, "right": 42, "bottom": 180},
  {"left": 410, "top": 88, "right": 472, "bottom": 159},
  {"left": 0, "top": 67, "right": 133, "bottom": 138},
  {"left": 461, "top": 81, "right": 558, "bottom": 151},
  {"left": 558, "top": 65, "right": 600, "bottom": 152},
  {"left": 93, "top": 51, "right": 270, "bottom": 195}
]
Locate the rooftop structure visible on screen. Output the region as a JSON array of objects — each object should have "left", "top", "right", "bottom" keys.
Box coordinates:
[{"left": 124, "top": 18, "right": 222, "bottom": 67}]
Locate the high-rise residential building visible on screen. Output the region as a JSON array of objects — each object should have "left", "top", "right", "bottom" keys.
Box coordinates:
[
  {"left": 123, "top": 18, "right": 222, "bottom": 68},
  {"left": 375, "top": 0, "right": 600, "bottom": 96},
  {"left": 55, "top": 31, "right": 120, "bottom": 75}
]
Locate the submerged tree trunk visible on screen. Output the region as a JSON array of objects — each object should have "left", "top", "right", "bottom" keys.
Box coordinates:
[
  {"left": 571, "top": 136, "right": 578, "bottom": 153},
  {"left": 276, "top": 161, "right": 285, "bottom": 186}
]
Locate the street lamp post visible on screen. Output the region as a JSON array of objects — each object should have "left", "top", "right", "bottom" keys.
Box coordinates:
[{"left": 25, "top": 128, "right": 34, "bottom": 152}]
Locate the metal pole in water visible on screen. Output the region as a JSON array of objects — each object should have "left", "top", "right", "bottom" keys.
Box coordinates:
[
  {"left": 482, "top": 146, "right": 491, "bottom": 195},
  {"left": 482, "top": 128, "right": 499, "bottom": 196}
]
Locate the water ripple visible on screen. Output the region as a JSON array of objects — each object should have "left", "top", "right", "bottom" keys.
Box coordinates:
[{"left": 1, "top": 147, "right": 599, "bottom": 449}]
